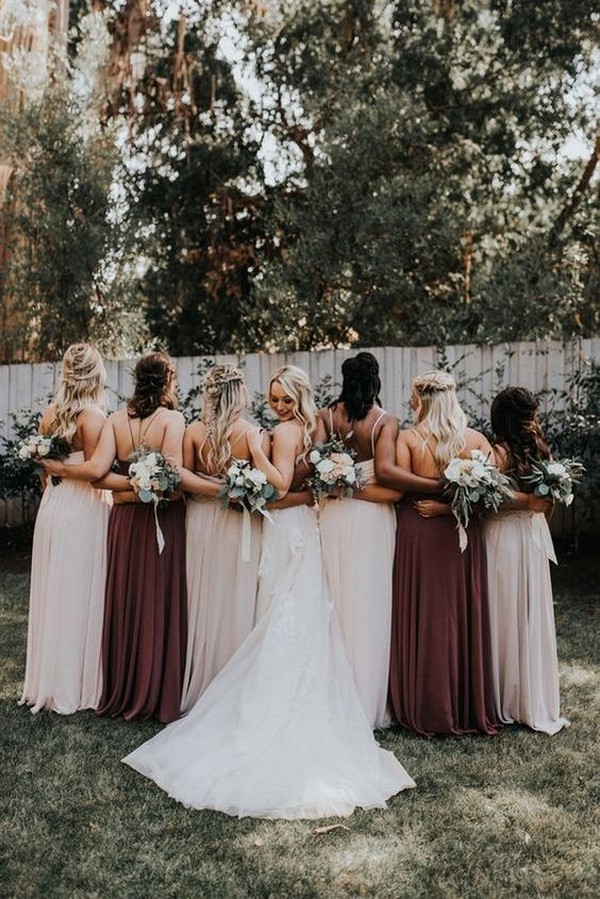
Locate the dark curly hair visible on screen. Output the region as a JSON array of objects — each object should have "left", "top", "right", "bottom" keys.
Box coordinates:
[
  {"left": 128, "top": 352, "right": 178, "bottom": 419},
  {"left": 332, "top": 352, "right": 382, "bottom": 421},
  {"left": 491, "top": 387, "right": 550, "bottom": 483}
]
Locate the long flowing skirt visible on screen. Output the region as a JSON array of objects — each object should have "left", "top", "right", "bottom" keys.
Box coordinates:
[
  {"left": 484, "top": 511, "right": 568, "bottom": 734},
  {"left": 320, "top": 495, "right": 396, "bottom": 728},
  {"left": 181, "top": 499, "right": 261, "bottom": 713},
  {"left": 98, "top": 494, "right": 187, "bottom": 724},
  {"left": 123, "top": 506, "right": 415, "bottom": 819},
  {"left": 20, "top": 453, "right": 111, "bottom": 714},
  {"left": 389, "top": 501, "right": 499, "bottom": 737}
]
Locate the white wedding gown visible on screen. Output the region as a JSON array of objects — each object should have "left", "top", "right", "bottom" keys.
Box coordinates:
[{"left": 123, "top": 506, "right": 415, "bottom": 819}]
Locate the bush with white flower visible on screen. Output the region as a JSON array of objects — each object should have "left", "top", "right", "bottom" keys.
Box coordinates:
[
  {"left": 521, "top": 457, "right": 584, "bottom": 506},
  {"left": 306, "top": 437, "right": 363, "bottom": 502},
  {"left": 443, "top": 449, "right": 514, "bottom": 550},
  {"left": 218, "top": 458, "right": 277, "bottom": 512}
]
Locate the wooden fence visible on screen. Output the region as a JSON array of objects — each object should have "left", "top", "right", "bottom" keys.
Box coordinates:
[{"left": 2, "top": 339, "right": 600, "bottom": 443}]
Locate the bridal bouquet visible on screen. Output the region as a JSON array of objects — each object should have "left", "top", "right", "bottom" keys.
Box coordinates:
[
  {"left": 128, "top": 449, "right": 181, "bottom": 553},
  {"left": 17, "top": 433, "right": 70, "bottom": 484},
  {"left": 218, "top": 458, "right": 277, "bottom": 513},
  {"left": 443, "top": 450, "right": 514, "bottom": 551},
  {"left": 520, "top": 457, "right": 584, "bottom": 507},
  {"left": 306, "top": 437, "right": 363, "bottom": 502}
]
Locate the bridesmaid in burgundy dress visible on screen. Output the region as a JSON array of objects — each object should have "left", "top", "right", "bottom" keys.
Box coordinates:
[
  {"left": 45, "top": 352, "right": 187, "bottom": 723},
  {"left": 377, "top": 370, "right": 500, "bottom": 737}
]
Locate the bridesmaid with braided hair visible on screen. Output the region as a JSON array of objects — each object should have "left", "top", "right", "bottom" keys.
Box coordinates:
[
  {"left": 484, "top": 387, "right": 569, "bottom": 734},
  {"left": 20, "top": 344, "right": 117, "bottom": 714},
  {"left": 317, "top": 352, "right": 438, "bottom": 728},
  {"left": 179, "top": 364, "right": 270, "bottom": 712},
  {"left": 383, "top": 370, "right": 500, "bottom": 737}
]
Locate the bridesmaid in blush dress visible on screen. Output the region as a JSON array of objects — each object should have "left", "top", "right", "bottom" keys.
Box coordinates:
[
  {"left": 45, "top": 352, "right": 187, "bottom": 723},
  {"left": 484, "top": 388, "right": 569, "bottom": 734},
  {"left": 379, "top": 370, "right": 500, "bottom": 737},
  {"left": 19, "top": 344, "right": 122, "bottom": 714},
  {"left": 179, "top": 364, "right": 270, "bottom": 713},
  {"left": 317, "top": 352, "right": 438, "bottom": 729}
]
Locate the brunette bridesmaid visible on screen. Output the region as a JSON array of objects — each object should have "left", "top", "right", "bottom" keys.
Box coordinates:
[
  {"left": 45, "top": 352, "right": 187, "bottom": 723},
  {"left": 484, "top": 388, "right": 569, "bottom": 734}
]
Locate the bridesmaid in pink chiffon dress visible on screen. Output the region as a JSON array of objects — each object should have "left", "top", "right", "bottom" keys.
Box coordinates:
[
  {"left": 45, "top": 353, "right": 187, "bottom": 723},
  {"left": 20, "top": 344, "right": 121, "bottom": 714}
]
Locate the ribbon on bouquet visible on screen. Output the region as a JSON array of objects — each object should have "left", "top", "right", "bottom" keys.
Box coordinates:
[
  {"left": 240, "top": 504, "right": 276, "bottom": 563},
  {"left": 457, "top": 521, "right": 468, "bottom": 553},
  {"left": 530, "top": 512, "right": 557, "bottom": 564},
  {"left": 151, "top": 496, "right": 166, "bottom": 554}
]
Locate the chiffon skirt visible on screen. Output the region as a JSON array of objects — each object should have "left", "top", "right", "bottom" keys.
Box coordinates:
[
  {"left": 181, "top": 498, "right": 261, "bottom": 713},
  {"left": 320, "top": 495, "right": 396, "bottom": 728},
  {"left": 124, "top": 506, "right": 415, "bottom": 819},
  {"left": 98, "top": 497, "right": 187, "bottom": 724},
  {"left": 484, "top": 511, "right": 568, "bottom": 734},
  {"left": 390, "top": 501, "right": 499, "bottom": 737},
  {"left": 20, "top": 453, "right": 111, "bottom": 714}
]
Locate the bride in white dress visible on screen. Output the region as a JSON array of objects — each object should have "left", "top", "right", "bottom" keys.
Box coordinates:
[{"left": 123, "top": 365, "right": 415, "bottom": 819}]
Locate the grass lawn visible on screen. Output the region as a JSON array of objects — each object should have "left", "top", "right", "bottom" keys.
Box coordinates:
[{"left": 1, "top": 541, "right": 598, "bottom": 899}]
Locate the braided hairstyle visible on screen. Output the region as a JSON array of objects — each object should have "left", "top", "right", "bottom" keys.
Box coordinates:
[
  {"left": 201, "top": 364, "right": 250, "bottom": 473},
  {"left": 491, "top": 387, "right": 550, "bottom": 483},
  {"left": 128, "top": 352, "right": 177, "bottom": 419},
  {"left": 335, "top": 352, "right": 382, "bottom": 421},
  {"left": 412, "top": 370, "right": 467, "bottom": 469},
  {"left": 50, "top": 343, "right": 106, "bottom": 445}
]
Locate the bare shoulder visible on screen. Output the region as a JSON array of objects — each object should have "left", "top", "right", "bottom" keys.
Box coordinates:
[
  {"left": 465, "top": 427, "right": 491, "bottom": 450},
  {"left": 492, "top": 442, "right": 510, "bottom": 470},
  {"left": 39, "top": 404, "right": 56, "bottom": 434},
  {"left": 185, "top": 419, "right": 205, "bottom": 439},
  {"left": 165, "top": 409, "right": 186, "bottom": 427},
  {"left": 397, "top": 426, "right": 417, "bottom": 447},
  {"left": 78, "top": 404, "right": 106, "bottom": 425}
]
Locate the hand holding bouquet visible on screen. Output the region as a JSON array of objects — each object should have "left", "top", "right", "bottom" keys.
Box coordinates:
[
  {"left": 443, "top": 449, "right": 514, "bottom": 551},
  {"left": 17, "top": 433, "right": 70, "bottom": 485},
  {"left": 305, "top": 438, "right": 364, "bottom": 502},
  {"left": 218, "top": 459, "right": 277, "bottom": 562},
  {"left": 128, "top": 449, "right": 181, "bottom": 553},
  {"left": 520, "top": 457, "right": 584, "bottom": 507},
  {"left": 218, "top": 458, "right": 277, "bottom": 513}
]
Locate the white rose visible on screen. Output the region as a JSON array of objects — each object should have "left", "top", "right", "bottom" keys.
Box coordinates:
[
  {"left": 309, "top": 450, "right": 321, "bottom": 464},
  {"left": 248, "top": 469, "right": 267, "bottom": 487},
  {"left": 317, "top": 459, "right": 335, "bottom": 474},
  {"left": 547, "top": 462, "right": 566, "bottom": 477},
  {"left": 19, "top": 446, "right": 30, "bottom": 459},
  {"left": 235, "top": 475, "right": 245, "bottom": 486},
  {"left": 37, "top": 442, "right": 50, "bottom": 457},
  {"left": 345, "top": 468, "right": 356, "bottom": 484}
]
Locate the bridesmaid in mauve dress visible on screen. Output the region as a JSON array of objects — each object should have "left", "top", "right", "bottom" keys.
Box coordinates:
[
  {"left": 20, "top": 344, "right": 123, "bottom": 714},
  {"left": 378, "top": 370, "right": 500, "bottom": 737},
  {"left": 45, "top": 352, "right": 187, "bottom": 723}
]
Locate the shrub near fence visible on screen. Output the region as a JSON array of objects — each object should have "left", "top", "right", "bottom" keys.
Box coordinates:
[{"left": 1, "top": 340, "right": 599, "bottom": 535}]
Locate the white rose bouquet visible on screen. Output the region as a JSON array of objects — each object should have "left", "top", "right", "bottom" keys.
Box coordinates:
[
  {"left": 520, "top": 457, "right": 584, "bottom": 507},
  {"left": 443, "top": 449, "right": 515, "bottom": 551},
  {"left": 218, "top": 458, "right": 278, "bottom": 513},
  {"left": 306, "top": 437, "right": 364, "bottom": 502},
  {"left": 218, "top": 459, "right": 277, "bottom": 561},
  {"left": 17, "top": 433, "right": 70, "bottom": 485},
  {"left": 128, "top": 449, "right": 181, "bottom": 553}
]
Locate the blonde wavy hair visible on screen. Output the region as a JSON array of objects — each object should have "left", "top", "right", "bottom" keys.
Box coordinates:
[
  {"left": 269, "top": 365, "right": 316, "bottom": 461},
  {"left": 412, "top": 370, "right": 467, "bottom": 469},
  {"left": 201, "top": 364, "right": 250, "bottom": 473},
  {"left": 50, "top": 344, "right": 106, "bottom": 445}
]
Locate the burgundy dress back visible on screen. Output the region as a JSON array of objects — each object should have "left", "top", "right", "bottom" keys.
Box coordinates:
[
  {"left": 98, "top": 461, "right": 187, "bottom": 724},
  {"left": 389, "top": 496, "right": 499, "bottom": 737}
]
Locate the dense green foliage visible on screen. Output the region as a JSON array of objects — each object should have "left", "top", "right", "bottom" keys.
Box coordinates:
[{"left": 0, "top": 0, "right": 597, "bottom": 359}]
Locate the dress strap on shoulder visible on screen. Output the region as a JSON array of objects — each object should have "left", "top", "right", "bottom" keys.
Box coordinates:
[
  {"left": 370, "top": 409, "right": 388, "bottom": 456},
  {"left": 328, "top": 408, "right": 334, "bottom": 439}
]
